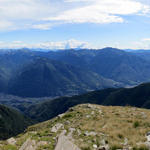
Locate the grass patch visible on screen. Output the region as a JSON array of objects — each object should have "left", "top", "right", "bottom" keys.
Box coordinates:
[
  {"left": 133, "top": 121, "right": 140, "bottom": 128},
  {"left": 111, "top": 145, "right": 123, "bottom": 150},
  {"left": 133, "top": 145, "right": 149, "bottom": 150}
]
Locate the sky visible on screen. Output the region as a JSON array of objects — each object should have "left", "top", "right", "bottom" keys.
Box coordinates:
[{"left": 0, "top": 0, "right": 150, "bottom": 49}]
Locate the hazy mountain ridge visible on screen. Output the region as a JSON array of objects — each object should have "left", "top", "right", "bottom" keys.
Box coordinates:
[
  {"left": 46, "top": 48, "right": 150, "bottom": 85},
  {"left": 1, "top": 48, "right": 150, "bottom": 97},
  {"left": 7, "top": 57, "right": 119, "bottom": 97},
  {"left": 0, "top": 49, "right": 123, "bottom": 97},
  {"left": 0, "top": 93, "right": 56, "bottom": 112},
  {"left": 25, "top": 83, "right": 150, "bottom": 122}
]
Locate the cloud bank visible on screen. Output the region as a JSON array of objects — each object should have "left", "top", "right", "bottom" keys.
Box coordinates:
[
  {"left": 0, "top": 39, "right": 90, "bottom": 49},
  {"left": 0, "top": 38, "right": 150, "bottom": 50},
  {"left": 0, "top": 0, "right": 149, "bottom": 31}
]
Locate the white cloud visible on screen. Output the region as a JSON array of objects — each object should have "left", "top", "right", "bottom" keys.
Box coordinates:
[
  {"left": 0, "top": 0, "right": 149, "bottom": 31},
  {"left": 0, "top": 39, "right": 91, "bottom": 49},
  {"left": 32, "top": 24, "right": 53, "bottom": 30},
  {"left": 125, "top": 38, "right": 150, "bottom": 49},
  {"left": 0, "top": 38, "right": 150, "bottom": 50},
  {"left": 142, "top": 38, "right": 150, "bottom": 41},
  {"left": 0, "top": 20, "right": 14, "bottom": 31},
  {"left": 45, "top": 0, "right": 150, "bottom": 24}
]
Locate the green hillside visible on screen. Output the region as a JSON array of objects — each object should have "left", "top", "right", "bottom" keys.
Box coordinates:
[
  {"left": 8, "top": 58, "right": 118, "bottom": 97},
  {"left": 25, "top": 83, "right": 150, "bottom": 122},
  {"left": 0, "top": 105, "right": 32, "bottom": 140}
]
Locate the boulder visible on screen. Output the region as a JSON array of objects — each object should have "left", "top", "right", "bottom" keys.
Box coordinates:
[
  {"left": 51, "top": 123, "right": 64, "bottom": 133},
  {"left": 19, "top": 138, "right": 36, "bottom": 150},
  {"left": 98, "top": 145, "right": 109, "bottom": 150},
  {"left": 87, "top": 104, "right": 97, "bottom": 109},
  {"left": 7, "top": 137, "right": 16, "bottom": 145},
  {"left": 58, "top": 113, "right": 65, "bottom": 118},
  {"left": 93, "top": 144, "right": 98, "bottom": 148},
  {"left": 37, "top": 141, "right": 49, "bottom": 146},
  {"left": 68, "top": 128, "right": 76, "bottom": 138},
  {"left": 54, "top": 130, "right": 80, "bottom": 150},
  {"left": 147, "top": 132, "right": 150, "bottom": 142},
  {"left": 84, "top": 131, "right": 97, "bottom": 136}
]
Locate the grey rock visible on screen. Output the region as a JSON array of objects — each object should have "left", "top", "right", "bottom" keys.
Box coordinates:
[
  {"left": 84, "top": 131, "right": 97, "bottom": 136},
  {"left": 58, "top": 113, "right": 65, "bottom": 118},
  {"left": 77, "top": 129, "right": 81, "bottom": 136},
  {"left": 19, "top": 138, "right": 36, "bottom": 150},
  {"left": 98, "top": 145, "right": 109, "bottom": 150},
  {"left": 91, "top": 111, "right": 95, "bottom": 115},
  {"left": 100, "top": 139, "right": 106, "bottom": 145},
  {"left": 147, "top": 132, "right": 150, "bottom": 136},
  {"left": 7, "top": 137, "right": 16, "bottom": 145},
  {"left": 93, "top": 144, "right": 98, "bottom": 148},
  {"left": 141, "top": 112, "right": 147, "bottom": 118},
  {"left": 86, "top": 115, "right": 91, "bottom": 118},
  {"left": 54, "top": 130, "right": 80, "bottom": 150},
  {"left": 37, "top": 141, "right": 49, "bottom": 146},
  {"left": 65, "top": 120, "right": 70, "bottom": 125},
  {"left": 68, "top": 128, "right": 76, "bottom": 138},
  {"left": 145, "top": 141, "right": 150, "bottom": 150},
  {"left": 124, "top": 138, "right": 128, "bottom": 146},
  {"left": 99, "top": 110, "right": 103, "bottom": 114},
  {"left": 147, "top": 132, "right": 150, "bottom": 142},
  {"left": 51, "top": 123, "right": 64, "bottom": 133},
  {"left": 87, "top": 104, "right": 97, "bottom": 109}
]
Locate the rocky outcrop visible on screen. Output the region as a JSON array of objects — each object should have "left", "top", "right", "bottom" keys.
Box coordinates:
[
  {"left": 19, "top": 138, "right": 48, "bottom": 150},
  {"left": 51, "top": 123, "right": 64, "bottom": 133},
  {"left": 84, "top": 131, "right": 97, "bottom": 136},
  {"left": 19, "top": 138, "right": 36, "bottom": 150},
  {"left": 55, "top": 130, "right": 81, "bottom": 150},
  {"left": 7, "top": 137, "right": 16, "bottom": 145}
]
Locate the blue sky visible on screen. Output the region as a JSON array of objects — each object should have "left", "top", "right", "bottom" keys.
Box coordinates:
[{"left": 0, "top": 0, "right": 150, "bottom": 49}]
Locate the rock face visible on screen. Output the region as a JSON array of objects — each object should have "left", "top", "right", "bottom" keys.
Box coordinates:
[
  {"left": 55, "top": 130, "right": 81, "bottom": 150},
  {"left": 18, "top": 138, "right": 48, "bottom": 150},
  {"left": 19, "top": 138, "right": 36, "bottom": 150}
]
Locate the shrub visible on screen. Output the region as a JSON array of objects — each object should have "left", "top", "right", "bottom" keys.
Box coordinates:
[
  {"left": 111, "top": 145, "right": 123, "bottom": 150},
  {"left": 133, "top": 121, "right": 140, "bottom": 128},
  {"left": 117, "top": 133, "right": 124, "bottom": 139},
  {"left": 81, "top": 147, "right": 91, "bottom": 150}
]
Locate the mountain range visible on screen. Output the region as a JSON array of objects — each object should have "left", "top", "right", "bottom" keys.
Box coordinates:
[
  {"left": 7, "top": 58, "right": 118, "bottom": 97},
  {"left": 2, "top": 47, "right": 150, "bottom": 140},
  {"left": 1, "top": 48, "right": 150, "bottom": 97}
]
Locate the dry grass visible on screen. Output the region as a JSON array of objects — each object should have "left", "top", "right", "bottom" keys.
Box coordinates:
[{"left": 1, "top": 104, "right": 150, "bottom": 150}]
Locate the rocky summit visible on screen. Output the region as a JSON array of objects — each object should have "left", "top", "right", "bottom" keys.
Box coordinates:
[{"left": 1, "top": 104, "right": 150, "bottom": 150}]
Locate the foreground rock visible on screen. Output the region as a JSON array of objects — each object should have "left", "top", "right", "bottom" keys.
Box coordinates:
[
  {"left": 55, "top": 130, "right": 81, "bottom": 150},
  {"left": 51, "top": 123, "right": 64, "bottom": 133},
  {"left": 7, "top": 137, "right": 16, "bottom": 145},
  {"left": 19, "top": 138, "right": 36, "bottom": 150}
]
